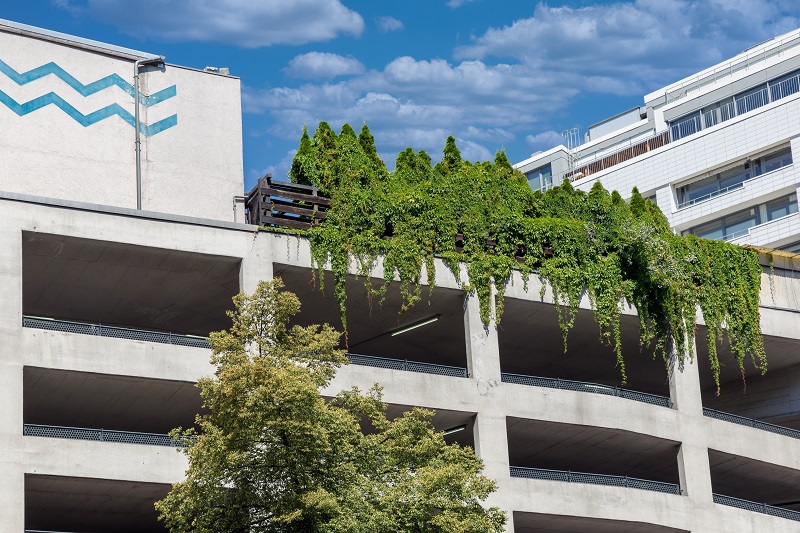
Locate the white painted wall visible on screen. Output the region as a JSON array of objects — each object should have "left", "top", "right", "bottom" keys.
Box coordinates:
[{"left": 0, "top": 26, "right": 243, "bottom": 221}]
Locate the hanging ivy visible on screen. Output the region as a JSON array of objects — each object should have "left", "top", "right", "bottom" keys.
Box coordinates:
[{"left": 286, "top": 122, "right": 766, "bottom": 392}]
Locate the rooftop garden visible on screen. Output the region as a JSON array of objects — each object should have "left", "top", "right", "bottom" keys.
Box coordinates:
[{"left": 282, "top": 122, "right": 766, "bottom": 393}]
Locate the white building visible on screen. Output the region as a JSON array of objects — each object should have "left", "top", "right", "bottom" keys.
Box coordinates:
[
  {"left": 4, "top": 19, "right": 800, "bottom": 533},
  {"left": 515, "top": 29, "right": 800, "bottom": 252}
]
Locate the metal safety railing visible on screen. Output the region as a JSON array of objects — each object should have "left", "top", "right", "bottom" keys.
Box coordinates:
[
  {"left": 714, "top": 493, "right": 800, "bottom": 522},
  {"left": 347, "top": 353, "right": 468, "bottom": 378},
  {"left": 25, "top": 531, "right": 81, "bottom": 533},
  {"left": 501, "top": 373, "right": 672, "bottom": 408},
  {"left": 510, "top": 466, "right": 681, "bottom": 495},
  {"left": 671, "top": 70, "right": 800, "bottom": 141},
  {"left": 703, "top": 407, "right": 800, "bottom": 439},
  {"left": 23, "top": 423, "right": 194, "bottom": 448},
  {"left": 665, "top": 32, "right": 800, "bottom": 104},
  {"left": 22, "top": 315, "right": 210, "bottom": 349}
]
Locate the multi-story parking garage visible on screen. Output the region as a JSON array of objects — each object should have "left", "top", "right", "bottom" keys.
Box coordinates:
[
  {"left": 6, "top": 197, "right": 800, "bottom": 532},
  {"left": 5, "top": 17, "right": 800, "bottom": 533}
]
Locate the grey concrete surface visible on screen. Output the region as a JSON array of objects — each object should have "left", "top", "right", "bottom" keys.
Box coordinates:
[{"left": 5, "top": 201, "right": 800, "bottom": 531}]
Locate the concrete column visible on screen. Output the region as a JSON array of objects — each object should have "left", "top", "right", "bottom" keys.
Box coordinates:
[
  {"left": 677, "top": 442, "right": 714, "bottom": 503},
  {"left": 668, "top": 344, "right": 703, "bottom": 415},
  {"left": 0, "top": 225, "right": 22, "bottom": 343},
  {"left": 239, "top": 232, "right": 273, "bottom": 294},
  {"left": 463, "top": 292, "right": 502, "bottom": 383},
  {"left": 473, "top": 412, "right": 514, "bottom": 532},
  {"left": 669, "top": 339, "right": 713, "bottom": 504},
  {"left": 0, "top": 467, "right": 24, "bottom": 532},
  {"left": 0, "top": 363, "right": 24, "bottom": 436},
  {"left": 0, "top": 225, "right": 24, "bottom": 530}
]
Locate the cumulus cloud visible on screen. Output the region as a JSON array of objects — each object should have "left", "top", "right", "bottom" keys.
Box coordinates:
[
  {"left": 526, "top": 130, "right": 566, "bottom": 152},
  {"left": 447, "top": 0, "right": 480, "bottom": 8},
  {"left": 251, "top": 149, "right": 297, "bottom": 181},
  {"left": 284, "top": 52, "right": 365, "bottom": 79},
  {"left": 243, "top": 55, "right": 573, "bottom": 146},
  {"left": 56, "top": 0, "right": 364, "bottom": 46},
  {"left": 456, "top": 0, "right": 800, "bottom": 94},
  {"left": 242, "top": 0, "right": 800, "bottom": 177},
  {"left": 377, "top": 16, "right": 404, "bottom": 32}
]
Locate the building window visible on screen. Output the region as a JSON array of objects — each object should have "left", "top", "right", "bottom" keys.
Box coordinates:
[
  {"left": 670, "top": 112, "right": 701, "bottom": 141},
  {"left": 780, "top": 241, "right": 800, "bottom": 254},
  {"left": 766, "top": 193, "right": 798, "bottom": 221},
  {"left": 676, "top": 148, "right": 793, "bottom": 208},
  {"left": 686, "top": 208, "right": 759, "bottom": 241},
  {"left": 526, "top": 164, "right": 552, "bottom": 192},
  {"left": 684, "top": 193, "right": 798, "bottom": 242},
  {"left": 760, "top": 149, "right": 793, "bottom": 175},
  {"left": 677, "top": 165, "right": 752, "bottom": 207},
  {"left": 735, "top": 83, "right": 770, "bottom": 115}
]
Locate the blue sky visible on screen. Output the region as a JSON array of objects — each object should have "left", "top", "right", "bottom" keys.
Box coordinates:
[{"left": 4, "top": 1, "right": 800, "bottom": 191}]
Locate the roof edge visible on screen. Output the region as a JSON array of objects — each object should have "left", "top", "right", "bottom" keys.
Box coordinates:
[{"left": 0, "top": 18, "right": 159, "bottom": 61}]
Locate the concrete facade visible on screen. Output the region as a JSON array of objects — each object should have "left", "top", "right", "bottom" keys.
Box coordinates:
[
  {"left": 3, "top": 194, "right": 800, "bottom": 531},
  {"left": 0, "top": 20, "right": 244, "bottom": 222},
  {"left": 4, "top": 19, "right": 800, "bottom": 533}
]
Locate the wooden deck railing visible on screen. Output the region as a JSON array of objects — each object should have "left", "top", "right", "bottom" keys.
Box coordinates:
[{"left": 245, "top": 174, "right": 331, "bottom": 230}]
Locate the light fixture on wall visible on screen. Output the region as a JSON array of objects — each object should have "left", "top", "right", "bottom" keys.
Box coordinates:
[
  {"left": 443, "top": 424, "right": 467, "bottom": 436},
  {"left": 390, "top": 315, "right": 440, "bottom": 337}
]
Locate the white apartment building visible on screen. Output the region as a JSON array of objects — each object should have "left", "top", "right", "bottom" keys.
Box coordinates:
[
  {"left": 4, "top": 19, "right": 800, "bottom": 533},
  {"left": 515, "top": 29, "right": 800, "bottom": 252}
]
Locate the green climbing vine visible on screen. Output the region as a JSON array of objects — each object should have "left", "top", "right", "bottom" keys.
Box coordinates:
[{"left": 286, "top": 122, "right": 767, "bottom": 392}]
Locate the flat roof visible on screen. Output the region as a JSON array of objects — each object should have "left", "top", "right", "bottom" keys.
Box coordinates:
[{"left": 0, "top": 18, "right": 160, "bottom": 61}]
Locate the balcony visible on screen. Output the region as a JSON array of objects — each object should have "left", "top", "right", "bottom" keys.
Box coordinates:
[
  {"left": 708, "top": 449, "right": 800, "bottom": 520},
  {"left": 670, "top": 69, "right": 800, "bottom": 142},
  {"left": 498, "top": 297, "right": 671, "bottom": 399},
  {"left": 276, "top": 264, "right": 469, "bottom": 371},
  {"left": 24, "top": 367, "right": 202, "bottom": 439},
  {"left": 22, "top": 232, "right": 240, "bottom": 338},
  {"left": 512, "top": 512, "right": 689, "bottom": 532},
  {"left": 506, "top": 418, "right": 681, "bottom": 489},
  {"left": 25, "top": 475, "right": 169, "bottom": 533}
]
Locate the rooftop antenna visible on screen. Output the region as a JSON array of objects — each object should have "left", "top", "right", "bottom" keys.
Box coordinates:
[{"left": 562, "top": 128, "right": 580, "bottom": 180}]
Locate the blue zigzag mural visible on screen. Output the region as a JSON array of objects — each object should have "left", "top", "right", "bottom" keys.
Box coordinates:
[{"left": 0, "top": 58, "right": 177, "bottom": 136}]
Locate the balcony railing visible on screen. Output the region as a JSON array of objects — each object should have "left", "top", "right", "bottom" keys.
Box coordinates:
[
  {"left": 501, "top": 373, "right": 672, "bottom": 408},
  {"left": 563, "top": 131, "right": 670, "bottom": 181},
  {"left": 510, "top": 466, "right": 680, "bottom": 495},
  {"left": 714, "top": 493, "right": 800, "bottom": 522},
  {"left": 703, "top": 407, "right": 800, "bottom": 439},
  {"left": 347, "top": 353, "right": 468, "bottom": 378},
  {"left": 23, "top": 423, "right": 194, "bottom": 447},
  {"left": 22, "top": 315, "right": 210, "bottom": 349},
  {"left": 671, "top": 70, "right": 800, "bottom": 141}
]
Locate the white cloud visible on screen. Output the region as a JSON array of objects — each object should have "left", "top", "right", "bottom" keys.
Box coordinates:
[
  {"left": 284, "top": 52, "right": 365, "bottom": 79},
  {"left": 241, "top": 0, "right": 800, "bottom": 178},
  {"left": 250, "top": 149, "right": 297, "bottom": 182},
  {"left": 377, "top": 16, "right": 404, "bottom": 32},
  {"left": 455, "top": 1, "right": 800, "bottom": 95},
  {"left": 57, "top": 0, "right": 364, "bottom": 46},
  {"left": 525, "top": 130, "right": 566, "bottom": 152},
  {"left": 447, "top": 0, "right": 480, "bottom": 8},
  {"left": 457, "top": 139, "right": 493, "bottom": 162},
  {"left": 463, "top": 125, "right": 515, "bottom": 142}
]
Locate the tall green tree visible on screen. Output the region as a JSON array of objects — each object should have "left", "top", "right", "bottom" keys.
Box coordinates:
[{"left": 156, "top": 279, "right": 506, "bottom": 533}]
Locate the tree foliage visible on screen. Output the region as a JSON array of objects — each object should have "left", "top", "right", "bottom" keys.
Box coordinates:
[
  {"left": 155, "top": 279, "right": 506, "bottom": 533},
  {"left": 290, "top": 122, "right": 766, "bottom": 392}
]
